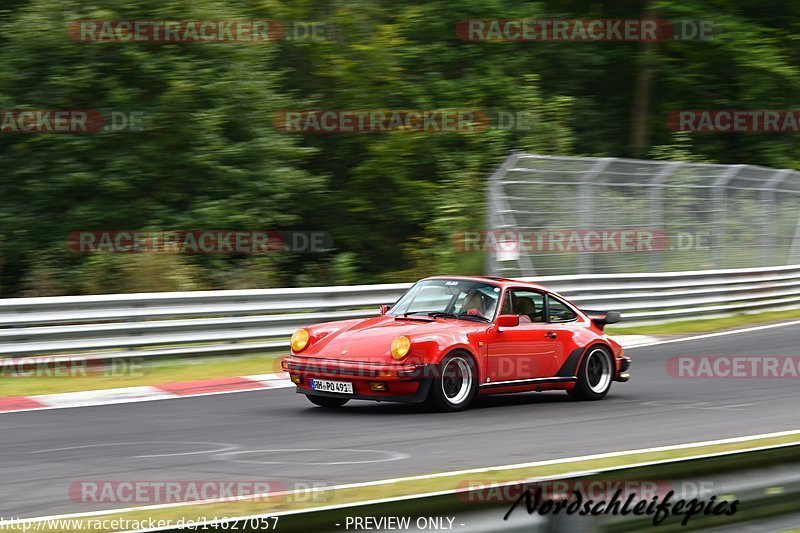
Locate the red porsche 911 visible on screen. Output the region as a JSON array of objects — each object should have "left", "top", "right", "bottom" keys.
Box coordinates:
[{"left": 282, "top": 276, "right": 630, "bottom": 411}]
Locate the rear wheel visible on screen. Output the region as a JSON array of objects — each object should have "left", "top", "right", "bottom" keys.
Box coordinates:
[
  {"left": 305, "top": 394, "right": 349, "bottom": 408},
  {"left": 425, "top": 352, "right": 478, "bottom": 412},
  {"left": 567, "top": 346, "right": 614, "bottom": 401}
]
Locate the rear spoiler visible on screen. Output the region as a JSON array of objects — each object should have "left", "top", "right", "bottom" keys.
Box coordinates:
[{"left": 582, "top": 310, "right": 622, "bottom": 330}]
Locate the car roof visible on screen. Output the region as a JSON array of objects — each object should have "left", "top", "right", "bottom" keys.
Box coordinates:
[{"left": 423, "top": 275, "right": 551, "bottom": 293}]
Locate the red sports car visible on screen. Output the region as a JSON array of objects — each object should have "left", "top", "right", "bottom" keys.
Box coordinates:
[{"left": 282, "top": 276, "right": 630, "bottom": 411}]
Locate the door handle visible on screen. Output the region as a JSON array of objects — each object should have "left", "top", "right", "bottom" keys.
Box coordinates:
[{"left": 545, "top": 331, "right": 557, "bottom": 339}]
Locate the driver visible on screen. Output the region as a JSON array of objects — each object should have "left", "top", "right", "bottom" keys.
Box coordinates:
[{"left": 462, "top": 290, "right": 497, "bottom": 319}]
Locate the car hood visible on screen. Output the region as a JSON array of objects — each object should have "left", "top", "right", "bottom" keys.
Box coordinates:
[{"left": 299, "top": 315, "right": 479, "bottom": 362}]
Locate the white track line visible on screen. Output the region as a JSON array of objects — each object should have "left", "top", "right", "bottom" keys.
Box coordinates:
[
  {"left": 127, "top": 439, "right": 800, "bottom": 533},
  {"left": 0, "top": 376, "right": 293, "bottom": 414},
  {"left": 7, "top": 427, "right": 800, "bottom": 526}
]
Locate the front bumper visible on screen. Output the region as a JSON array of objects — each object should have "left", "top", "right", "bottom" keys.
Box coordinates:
[
  {"left": 282, "top": 355, "right": 436, "bottom": 403},
  {"left": 615, "top": 354, "right": 631, "bottom": 382}
]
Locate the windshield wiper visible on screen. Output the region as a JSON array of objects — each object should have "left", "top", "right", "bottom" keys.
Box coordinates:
[
  {"left": 397, "top": 311, "right": 490, "bottom": 323},
  {"left": 429, "top": 311, "right": 489, "bottom": 323},
  {"left": 394, "top": 311, "right": 437, "bottom": 320},
  {"left": 456, "top": 313, "right": 490, "bottom": 322}
]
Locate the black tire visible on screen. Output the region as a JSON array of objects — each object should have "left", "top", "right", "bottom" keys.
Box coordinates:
[
  {"left": 567, "top": 346, "right": 614, "bottom": 401},
  {"left": 425, "top": 352, "right": 478, "bottom": 412},
  {"left": 305, "top": 394, "right": 350, "bottom": 408}
]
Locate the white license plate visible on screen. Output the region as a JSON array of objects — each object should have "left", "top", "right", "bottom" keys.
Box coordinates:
[{"left": 310, "top": 378, "right": 354, "bottom": 394}]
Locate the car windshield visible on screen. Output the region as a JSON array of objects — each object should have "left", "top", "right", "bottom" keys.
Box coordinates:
[{"left": 388, "top": 279, "right": 500, "bottom": 322}]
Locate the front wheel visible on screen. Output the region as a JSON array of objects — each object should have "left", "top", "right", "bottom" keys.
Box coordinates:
[
  {"left": 567, "top": 346, "right": 614, "bottom": 401},
  {"left": 305, "top": 394, "right": 349, "bottom": 408},
  {"left": 425, "top": 352, "right": 478, "bottom": 412}
]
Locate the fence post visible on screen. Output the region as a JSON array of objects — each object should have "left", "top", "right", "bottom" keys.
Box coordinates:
[
  {"left": 762, "top": 169, "right": 793, "bottom": 266},
  {"left": 577, "top": 158, "right": 615, "bottom": 275},
  {"left": 486, "top": 152, "right": 521, "bottom": 276},
  {"left": 711, "top": 165, "right": 743, "bottom": 268},
  {"left": 649, "top": 162, "right": 681, "bottom": 271}
]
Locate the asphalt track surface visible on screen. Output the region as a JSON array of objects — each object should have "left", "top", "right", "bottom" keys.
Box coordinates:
[{"left": 3, "top": 323, "right": 800, "bottom": 519}]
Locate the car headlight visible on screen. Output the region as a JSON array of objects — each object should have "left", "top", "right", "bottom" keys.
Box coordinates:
[
  {"left": 291, "top": 328, "right": 310, "bottom": 352},
  {"left": 390, "top": 335, "right": 411, "bottom": 360}
]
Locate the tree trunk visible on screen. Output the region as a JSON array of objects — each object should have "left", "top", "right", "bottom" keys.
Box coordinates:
[{"left": 630, "top": 1, "right": 657, "bottom": 157}]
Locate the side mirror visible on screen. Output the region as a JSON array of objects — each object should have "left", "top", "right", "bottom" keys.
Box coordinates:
[
  {"left": 496, "top": 314, "right": 520, "bottom": 328},
  {"left": 379, "top": 305, "right": 390, "bottom": 315}
]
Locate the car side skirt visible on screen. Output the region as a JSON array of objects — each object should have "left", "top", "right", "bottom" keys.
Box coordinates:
[{"left": 479, "top": 376, "right": 577, "bottom": 390}]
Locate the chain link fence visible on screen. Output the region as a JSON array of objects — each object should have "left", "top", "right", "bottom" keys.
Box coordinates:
[{"left": 485, "top": 152, "right": 800, "bottom": 276}]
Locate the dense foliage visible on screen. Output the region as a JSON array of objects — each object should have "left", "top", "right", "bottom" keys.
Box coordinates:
[{"left": 0, "top": 0, "right": 798, "bottom": 295}]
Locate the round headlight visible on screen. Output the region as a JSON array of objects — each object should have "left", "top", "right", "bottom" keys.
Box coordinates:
[
  {"left": 390, "top": 335, "right": 411, "bottom": 360},
  {"left": 291, "top": 328, "right": 310, "bottom": 352}
]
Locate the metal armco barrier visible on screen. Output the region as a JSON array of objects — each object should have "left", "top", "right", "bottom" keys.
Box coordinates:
[
  {"left": 249, "top": 444, "right": 800, "bottom": 533},
  {"left": 1, "top": 265, "right": 800, "bottom": 360}
]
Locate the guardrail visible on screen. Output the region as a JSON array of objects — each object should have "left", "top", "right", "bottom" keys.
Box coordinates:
[
  {"left": 131, "top": 443, "right": 800, "bottom": 533},
  {"left": 239, "top": 444, "right": 800, "bottom": 533},
  {"left": 2, "top": 264, "right": 800, "bottom": 360},
  {"left": 245, "top": 445, "right": 800, "bottom": 533},
  {"left": 7, "top": 441, "right": 798, "bottom": 532}
]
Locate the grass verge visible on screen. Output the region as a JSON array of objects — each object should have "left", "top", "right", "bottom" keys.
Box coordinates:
[{"left": 606, "top": 307, "right": 800, "bottom": 336}]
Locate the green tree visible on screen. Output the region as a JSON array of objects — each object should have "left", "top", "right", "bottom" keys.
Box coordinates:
[{"left": 0, "top": 0, "right": 321, "bottom": 294}]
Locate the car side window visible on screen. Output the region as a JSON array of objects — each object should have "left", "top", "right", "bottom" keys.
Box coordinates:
[
  {"left": 505, "top": 290, "right": 545, "bottom": 323},
  {"left": 548, "top": 296, "right": 577, "bottom": 322}
]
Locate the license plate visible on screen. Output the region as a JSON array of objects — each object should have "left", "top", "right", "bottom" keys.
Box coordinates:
[{"left": 310, "top": 378, "right": 354, "bottom": 394}]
